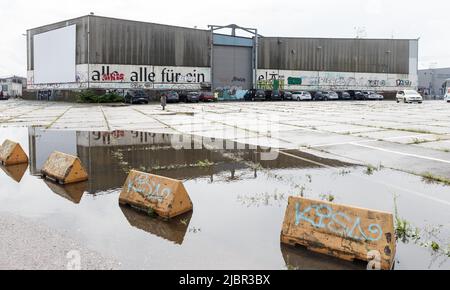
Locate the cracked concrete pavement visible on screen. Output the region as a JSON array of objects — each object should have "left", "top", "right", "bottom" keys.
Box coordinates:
[{"left": 1, "top": 99, "right": 450, "bottom": 181}]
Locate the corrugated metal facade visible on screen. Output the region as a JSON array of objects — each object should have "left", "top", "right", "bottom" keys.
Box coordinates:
[
  {"left": 27, "top": 16, "right": 89, "bottom": 70},
  {"left": 258, "top": 37, "right": 413, "bottom": 74},
  {"left": 88, "top": 16, "right": 210, "bottom": 67},
  {"left": 27, "top": 15, "right": 211, "bottom": 70}
]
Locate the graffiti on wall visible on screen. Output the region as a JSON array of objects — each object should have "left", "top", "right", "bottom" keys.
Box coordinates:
[
  {"left": 257, "top": 70, "right": 417, "bottom": 91},
  {"left": 27, "top": 64, "right": 211, "bottom": 90},
  {"left": 396, "top": 79, "right": 412, "bottom": 87},
  {"left": 90, "top": 65, "right": 206, "bottom": 84},
  {"left": 257, "top": 72, "right": 286, "bottom": 90},
  {"left": 215, "top": 86, "right": 247, "bottom": 100}
]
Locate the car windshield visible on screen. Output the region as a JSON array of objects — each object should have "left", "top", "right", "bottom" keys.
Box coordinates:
[{"left": 405, "top": 90, "right": 418, "bottom": 95}]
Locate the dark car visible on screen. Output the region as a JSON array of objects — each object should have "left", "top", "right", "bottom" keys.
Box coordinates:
[
  {"left": 313, "top": 91, "right": 326, "bottom": 101},
  {"left": 254, "top": 90, "right": 266, "bottom": 101},
  {"left": 270, "top": 90, "right": 283, "bottom": 101},
  {"left": 255, "top": 89, "right": 267, "bottom": 101},
  {"left": 180, "top": 91, "right": 200, "bottom": 103},
  {"left": 244, "top": 89, "right": 254, "bottom": 101},
  {"left": 338, "top": 91, "right": 352, "bottom": 100},
  {"left": 354, "top": 91, "right": 366, "bottom": 100},
  {"left": 125, "top": 90, "right": 149, "bottom": 104},
  {"left": 0, "top": 91, "right": 9, "bottom": 100},
  {"left": 244, "top": 89, "right": 266, "bottom": 101},
  {"left": 283, "top": 91, "right": 293, "bottom": 101},
  {"left": 163, "top": 91, "right": 180, "bottom": 103},
  {"left": 199, "top": 92, "right": 217, "bottom": 102}
]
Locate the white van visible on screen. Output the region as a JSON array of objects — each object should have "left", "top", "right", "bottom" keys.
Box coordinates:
[{"left": 396, "top": 90, "right": 423, "bottom": 104}]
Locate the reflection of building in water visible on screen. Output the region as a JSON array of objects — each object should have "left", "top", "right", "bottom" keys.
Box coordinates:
[
  {"left": 120, "top": 205, "right": 192, "bottom": 245},
  {"left": 43, "top": 180, "right": 87, "bottom": 204},
  {"left": 28, "top": 127, "right": 77, "bottom": 175},
  {"left": 0, "top": 163, "right": 28, "bottom": 183},
  {"left": 76, "top": 131, "right": 173, "bottom": 147},
  {"left": 28, "top": 129, "right": 353, "bottom": 194},
  {"left": 281, "top": 244, "right": 365, "bottom": 270}
]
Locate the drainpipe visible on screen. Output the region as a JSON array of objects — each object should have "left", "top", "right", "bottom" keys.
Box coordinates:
[{"left": 87, "top": 15, "right": 91, "bottom": 90}]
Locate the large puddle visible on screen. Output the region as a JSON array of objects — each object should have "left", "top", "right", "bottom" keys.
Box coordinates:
[{"left": 0, "top": 127, "right": 449, "bottom": 270}]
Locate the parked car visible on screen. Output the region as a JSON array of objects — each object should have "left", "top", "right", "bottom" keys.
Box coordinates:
[
  {"left": 338, "top": 91, "right": 352, "bottom": 100},
  {"left": 396, "top": 90, "right": 423, "bottom": 104},
  {"left": 362, "top": 91, "right": 375, "bottom": 100},
  {"left": 354, "top": 91, "right": 366, "bottom": 100},
  {"left": 292, "top": 91, "right": 312, "bottom": 101},
  {"left": 282, "top": 91, "right": 293, "bottom": 101},
  {"left": 262, "top": 90, "right": 274, "bottom": 101},
  {"left": 125, "top": 90, "right": 149, "bottom": 104},
  {"left": 244, "top": 89, "right": 266, "bottom": 101},
  {"left": 180, "top": 91, "right": 200, "bottom": 103},
  {"left": 163, "top": 91, "right": 180, "bottom": 103},
  {"left": 199, "top": 92, "right": 217, "bottom": 102},
  {"left": 0, "top": 91, "right": 9, "bottom": 100},
  {"left": 313, "top": 91, "right": 326, "bottom": 101},
  {"left": 325, "top": 91, "right": 339, "bottom": 101},
  {"left": 369, "top": 92, "right": 384, "bottom": 101},
  {"left": 244, "top": 89, "right": 255, "bottom": 101},
  {"left": 271, "top": 90, "right": 283, "bottom": 101},
  {"left": 445, "top": 93, "right": 450, "bottom": 103}
]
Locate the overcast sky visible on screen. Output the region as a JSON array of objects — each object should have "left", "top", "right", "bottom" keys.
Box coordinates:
[{"left": 0, "top": 0, "right": 447, "bottom": 77}]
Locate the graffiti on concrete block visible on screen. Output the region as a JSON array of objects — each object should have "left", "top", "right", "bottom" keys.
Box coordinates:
[
  {"left": 295, "top": 201, "right": 383, "bottom": 242},
  {"left": 126, "top": 173, "right": 173, "bottom": 203}
]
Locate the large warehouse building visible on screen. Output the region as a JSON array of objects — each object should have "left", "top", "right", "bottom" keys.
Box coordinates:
[{"left": 26, "top": 15, "right": 419, "bottom": 100}]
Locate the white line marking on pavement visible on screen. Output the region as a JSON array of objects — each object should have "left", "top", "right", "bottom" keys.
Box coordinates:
[
  {"left": 349, "top": 142, "right": 450, "bottom": 164},
  {"left": 279, "top": 150, "right": 450, "bottom": 207}
]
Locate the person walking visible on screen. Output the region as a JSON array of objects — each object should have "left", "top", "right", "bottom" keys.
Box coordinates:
[{"left": 161, "top": 93, "right": 167, "bottom": 111}]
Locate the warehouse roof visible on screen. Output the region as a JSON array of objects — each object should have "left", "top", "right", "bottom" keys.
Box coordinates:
[{"left": 28, "top": 14, "right": 419, "bottom": 42}]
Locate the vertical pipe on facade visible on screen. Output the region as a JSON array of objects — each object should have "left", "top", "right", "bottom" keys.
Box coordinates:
[
  {"left": 254, "top": 30, "right": 258, "bottom": 90},
  {"left": 87, "top": 15, "right": 90, "bottom": 90},
  {"left": 210, "top": 27, "right": 214, "bottom": 92}
]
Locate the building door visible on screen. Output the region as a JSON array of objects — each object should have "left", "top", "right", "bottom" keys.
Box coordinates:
[{"left": 212, "top": 35, "right": 254, "bottom": 99}]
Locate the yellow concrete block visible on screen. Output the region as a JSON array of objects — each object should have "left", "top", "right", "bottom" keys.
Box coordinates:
[
  {"left": 0, "top": 163, "right": 28, "bottom": 183},
  {"left": 119, "top": 170, "right": 193, "bottom": 219},
  {"left": 41, "top": 151, "right": 88, "bottom": 184},
  {"left": 43, "top": 180, "right": 87, "bottom": 204},
  {"left": 281, "top": 196, "right": 396, "bottom": 270},
  {"left": 0, "top": 140, "right": 28, "bottom": 166},
  {"left": 120, "top": 205, "right": 192, "bottom": 245}
]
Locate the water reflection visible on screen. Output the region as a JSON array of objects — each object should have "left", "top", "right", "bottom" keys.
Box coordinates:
[
  {"left": 0, "top": 127, "right": 448, "bottom": 269},
  {"left": 281, "top": 244, "right": 366, "bottom": 270},
  {"left": 42, "top": 180, "right": 87, "bottom": 204},
  {"left": 28, "top": 128, "right": 349, "bottom": 195},
  {"left": 0, "top": 163, "right": 28, "bottom": 183},
  {"left": 119, "top": 205, "right": 192, "bottom": 245}
]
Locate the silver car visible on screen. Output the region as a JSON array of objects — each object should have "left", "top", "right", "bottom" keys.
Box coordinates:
[{"left": 292, "top": 91, "right": 312, "bottom": 101}]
